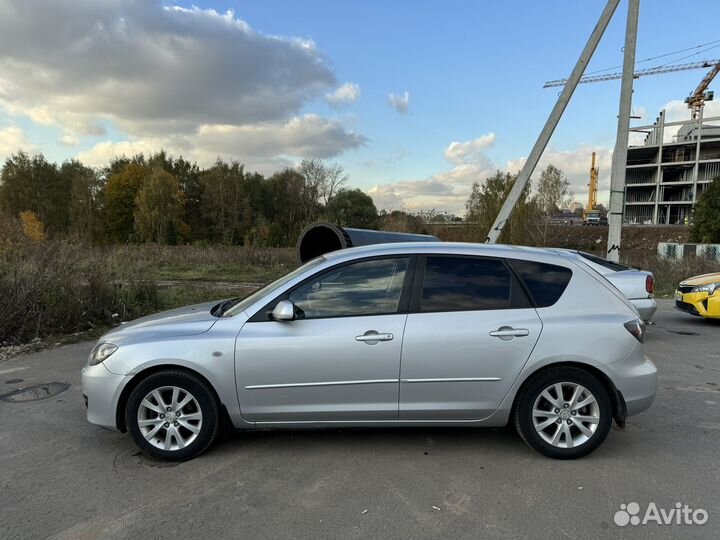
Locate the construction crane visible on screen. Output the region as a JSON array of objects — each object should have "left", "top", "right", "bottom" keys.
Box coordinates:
[
  {"left": 583, "top": 152, "right": 602, "bottom": 224},
  {"left": 685, "top": 61, "right": 720, "bottom": 119},
  {"left": 544, "top": 59, "right": 719, "bottom": 88}
]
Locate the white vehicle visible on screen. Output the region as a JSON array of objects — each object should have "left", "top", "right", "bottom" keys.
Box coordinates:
[{"left": 556, "top": 250, "right": 656, "bottom": 322}]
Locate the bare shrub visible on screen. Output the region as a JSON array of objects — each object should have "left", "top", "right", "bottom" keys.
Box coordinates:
[{"left": 0, "top": 240, "right": 158, "bottom": 344}]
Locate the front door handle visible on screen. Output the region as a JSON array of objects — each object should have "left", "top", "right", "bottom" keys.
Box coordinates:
[
  {"left": 355, "top": 331, "right": 394, "bottom": 344},
  {"left": 489, "top": 326, "right": 529, "bottom": 341}
]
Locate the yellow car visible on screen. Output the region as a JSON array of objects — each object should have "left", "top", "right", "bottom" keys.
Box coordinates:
[{"left": 675, "top": 272, "right": 720, "bottom": 318}]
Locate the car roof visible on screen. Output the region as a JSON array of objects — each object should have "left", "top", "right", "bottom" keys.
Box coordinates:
[{"left": 323, "top": 241, "right": 572, "bottom": 265}]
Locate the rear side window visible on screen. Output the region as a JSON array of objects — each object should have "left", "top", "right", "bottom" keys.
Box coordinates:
[
  {"left": 509, "top": 259, "right": 572, "bottom": 307},
  {"left": 420, "top": 256, "right": 520, "bottom": 312}
]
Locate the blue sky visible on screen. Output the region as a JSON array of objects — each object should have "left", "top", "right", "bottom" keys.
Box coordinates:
[{"left": 0, "top": 0, "right": 719, "bottom": 214}]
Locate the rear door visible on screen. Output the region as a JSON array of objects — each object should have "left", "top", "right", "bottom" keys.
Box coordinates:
[{"left": 399, "top": 255, "right": 542, "bottom": 420}]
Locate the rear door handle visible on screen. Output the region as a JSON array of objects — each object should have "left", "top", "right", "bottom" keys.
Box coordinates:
[
  {"left": 489, "top": 327, "right": 529, "bottom": 340},
  {"left": 355, "top": 331, "right": 394, "bottom": 343}
]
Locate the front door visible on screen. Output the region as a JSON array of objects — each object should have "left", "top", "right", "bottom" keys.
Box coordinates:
[
  {"left": 235, "top": 256, "right": 412, "bottom": 422},
  {"left": 399, "top": 255, "right": 542, "bottom": 420}
]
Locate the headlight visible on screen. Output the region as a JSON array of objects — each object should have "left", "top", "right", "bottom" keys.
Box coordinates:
[
  {"left": 691, "top": 282, "right": 720, "bottom": 295},
  {"left": 89, "top": 343, "right": 118, "bottom": 366}
]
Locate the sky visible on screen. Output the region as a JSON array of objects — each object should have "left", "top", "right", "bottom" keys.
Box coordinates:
[{"left": 0, "top": 0, "right": 719, "bottom": 215}]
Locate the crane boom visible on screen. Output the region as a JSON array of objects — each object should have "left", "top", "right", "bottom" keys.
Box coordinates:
[
  {"left": 544, "top": 59, "right": 719, "bottom": 88},
  {"left": 685, "top": 61, "right": 720, "bottom": 119}
]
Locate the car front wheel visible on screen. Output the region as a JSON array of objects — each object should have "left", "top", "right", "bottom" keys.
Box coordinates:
[
  {"left": 126, "top": 370, "right": 220, "bottom": 461},
  {"left": 514, "top": 367, "right": 612, "bottom": 459}
]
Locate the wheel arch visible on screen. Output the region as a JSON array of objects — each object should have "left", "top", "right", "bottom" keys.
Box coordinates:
[
  {"left": 115, "top": 364, "right": 230, "bottom": 432},
  {"left": 510, "top": 361, "right": 627, "bottom": 428}
]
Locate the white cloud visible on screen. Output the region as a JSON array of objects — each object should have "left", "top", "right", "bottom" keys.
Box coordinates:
[
  {"left": 57, "top": 134, "right": 78, "bottom": 147},
  {"left": 388, "top": 91, "right": 410, "bottom": 114},
  {"left": 507, "top": 145, "right": 614, "bottom": 205},
  {"left": 444, "top": 133, "right": 496, "bottom": 164},
  {"left": 76, "top": 114, "right": 366, "bottom": 171},
  {"left": 325, "top": 83, "right": 361, "bottom": 106},
  {"left": 367, "top": 132, "right": 616, "bottom": 215},
  {"left": 0, "top": 0, "right": 364, "bottom": 165},
  {"left": 368, "top": 134, "right": 497, "bottom": 213},
  {"left": 0, "top": 125, "right": 32, "bottom": 158}
]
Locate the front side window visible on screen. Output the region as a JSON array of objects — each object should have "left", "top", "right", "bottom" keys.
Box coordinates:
[
  {"left": 289, "top": 257, "right": 409, "bottom": 319},
  {"left": 420, "top": 256, "right": 513, "bottom": 312}
]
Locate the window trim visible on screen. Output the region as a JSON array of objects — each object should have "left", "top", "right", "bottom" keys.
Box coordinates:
[
  {"left": 247, "top": 254, "right": 417, "bottom": 323},
  {"left": 408, "top": 254, "right": 532, "bottom": 314}
]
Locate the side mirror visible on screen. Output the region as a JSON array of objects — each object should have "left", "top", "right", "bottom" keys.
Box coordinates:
[{"left": 271, "top": 300, "right": 296, "bottom": 321}]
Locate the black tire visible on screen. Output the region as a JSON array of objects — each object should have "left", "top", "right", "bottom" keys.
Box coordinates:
[
  {"left": 513, "top": 367, "right": 612, "bottom": 459},
  {"left": 126, "top": 370, "right": 220, "bottom": 461}
]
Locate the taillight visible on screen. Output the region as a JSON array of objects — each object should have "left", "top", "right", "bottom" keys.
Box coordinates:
[
  {"left": 645, "top": 275, "right": 654, "bottom": 294},
  {"left": 624, "top": 319, "right": 645, "bottom": 343}
]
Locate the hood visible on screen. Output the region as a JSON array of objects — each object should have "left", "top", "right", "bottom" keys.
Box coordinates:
[
  {"left": 680, "top": 272, "right": 720, "bottom": 287},
  {"left": 101, "top": 300, "right": 223, "bottom": 342}
]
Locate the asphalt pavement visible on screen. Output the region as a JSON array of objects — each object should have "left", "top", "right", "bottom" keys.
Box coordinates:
[{"left": 0, "top": 299, "right": 718, "bottom": 539}]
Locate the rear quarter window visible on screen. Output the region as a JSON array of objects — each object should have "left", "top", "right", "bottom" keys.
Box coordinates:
[{"left": 508, "top": 259, "right": 572, "bottom": 308}]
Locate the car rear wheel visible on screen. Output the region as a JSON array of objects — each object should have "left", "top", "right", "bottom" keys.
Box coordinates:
[
  {"left": 126, "top": 370, "right": 220, "bottom": 461},
  {"left": 514, "top": 367, "right": 612, "bottom": 459}
]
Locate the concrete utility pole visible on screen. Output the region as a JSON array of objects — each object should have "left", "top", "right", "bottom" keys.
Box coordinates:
[
  {"left": 606, "top": 0, "right": 640, "bottom": 262},
  {"left": 486, "top": 0, "right": 621, "bottom": 244}
]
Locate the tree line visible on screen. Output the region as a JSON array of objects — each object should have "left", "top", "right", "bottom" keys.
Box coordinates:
[{"left": 0, "top": 152, "right": 388, "bottom": 246}]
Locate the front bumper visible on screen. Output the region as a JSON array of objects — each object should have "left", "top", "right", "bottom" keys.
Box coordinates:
[
  {"left": 674, "top": 290, "right": 720, "bottom": 319},
  {"left": 81, "top": 362, "right": 130, "bottom": 431}
]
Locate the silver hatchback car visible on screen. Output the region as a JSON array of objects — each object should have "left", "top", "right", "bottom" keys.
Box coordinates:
[{"left": 82, "top": 242, "right": 657, "bottom": 460}]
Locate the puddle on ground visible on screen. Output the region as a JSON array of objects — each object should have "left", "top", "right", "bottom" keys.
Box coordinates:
[
  {"left": 5, "top": 378, "right": 24, "bottom": 384},
  {"left": 666, "top": 329, "right": 700, "bottom": 336},
  {"left": 0, "top": 382, "right": 70, "bottom": 402}
]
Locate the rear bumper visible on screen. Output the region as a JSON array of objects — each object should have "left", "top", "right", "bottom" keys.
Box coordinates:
[
  {"left": 604, "top": 355, "right": 657, "bottom": 417},
  {"left": 630, "top": 297, "right": 657, "bottom": 322}
]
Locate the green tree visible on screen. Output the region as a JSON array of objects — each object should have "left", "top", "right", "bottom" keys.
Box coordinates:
[
  {"left": 465, "top": 171, "right": 533, "bottom": 244},
  {"left": 528, "top": 165, "right": 573, "bottom": 245},
  {"left": 533, "top": 165, "right": 573, "bottom": 215},
  {"left": 264, "top": 168, "right": 314, "bottom": 246},
  {"left": 199, "top": 159, "right": 250, "bottom": 244},
  {"left": 0, "top": 151, "right": 70, "bottom": 234},
  {"left": 62, "top": 160, "right": 104, "bottom": 241},
  {"left": 690, "top": 177, "right": 720, "bottom": 242},
  {"left": 325, "top": 188, "right": 379, "bottom": 229},
  {"left": 103, "top": 163, "right": 149, "bottom": 242},
  {"left": 134, "top": 168, "right": 185, "bottom": 244}
]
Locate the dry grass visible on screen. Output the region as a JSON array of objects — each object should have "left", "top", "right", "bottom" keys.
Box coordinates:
[
  {"left": 0, "top": 242, "right": 293, "bottom": 345},
  {"left": 0, "top": 240, "right": 158, "bottom": 344}
]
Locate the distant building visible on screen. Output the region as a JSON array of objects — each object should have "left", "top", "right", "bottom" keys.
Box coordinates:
[
  {"left": 624, "top": 110, "right": 720, "bottom": 225},
  {"left": 569, "top": 201, "right": 583, "bottom": 213}
]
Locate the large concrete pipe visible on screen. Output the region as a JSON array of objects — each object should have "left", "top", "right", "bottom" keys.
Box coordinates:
[{"left": 296, "top": 222, "right": 440, "bottom": 263}]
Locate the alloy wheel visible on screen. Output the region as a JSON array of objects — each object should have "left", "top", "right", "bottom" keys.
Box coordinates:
[
  {"left": 531, "top": 382, "right": 600, "bottom": 449},
  {"left": 137, "top": 386, "right": 203, "bottom": 451}
]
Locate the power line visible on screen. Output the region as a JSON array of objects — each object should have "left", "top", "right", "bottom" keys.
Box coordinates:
[{"left": 568, "top": 38, "right": 720, "bottom": 77}]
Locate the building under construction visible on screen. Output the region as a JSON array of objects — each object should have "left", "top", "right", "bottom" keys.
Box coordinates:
[{"left": 624, "top": 110, "right": 720, "bottom": 224}]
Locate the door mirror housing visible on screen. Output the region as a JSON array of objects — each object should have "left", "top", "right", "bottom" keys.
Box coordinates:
[{"left": 271, "top": 300, "right": 296, "bottom": 321}]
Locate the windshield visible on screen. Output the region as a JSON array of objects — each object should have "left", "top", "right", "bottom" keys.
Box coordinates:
[{"left": 222, "top": 256, "right": 326, "bottom": 317}]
